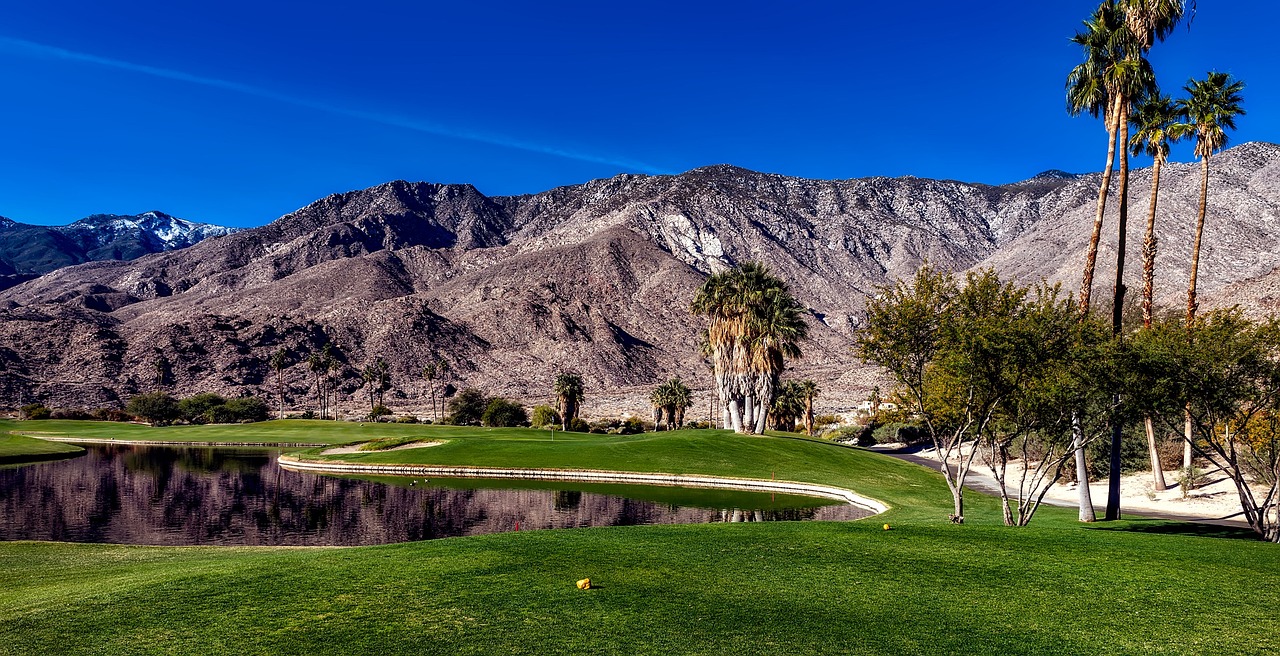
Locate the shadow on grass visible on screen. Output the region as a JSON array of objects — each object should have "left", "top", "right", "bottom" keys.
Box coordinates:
[{"left": 1083, "top": 518, "right": 1258, "bottom": 541}]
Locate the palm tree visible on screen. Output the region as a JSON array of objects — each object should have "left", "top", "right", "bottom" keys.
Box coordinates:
[
  {"left": 362, "top": 357, "right": 391, "bottom": 418},
  {"left": 798, "top": 379, "right": 820, "bottom": 436},
  {"left": 649, "top": 383, "right": 671, "bottom": 430},
  {"left": 691, "top": 263, "right": 808, "bottom": 435},
  {"left": 554, "top": 372, "right": 584, "bottom": 431},
  {"left": 1129, "top": 92, "right": 1181, "bottom": 492},
  {"left": 307, "top": 345, "right": 332, "bottom": 419},
  {"left": 769, "top": 381, "right": 805, "bottom": 432},
  {"left": 1173, "top": 71, "right": 1246, "bottom": 471},
  {"left": 270, "top": 347, "right": 289, "bottom": 420},
  {"left": 666, "top": 378, "right": 692, "bottom": 429}
]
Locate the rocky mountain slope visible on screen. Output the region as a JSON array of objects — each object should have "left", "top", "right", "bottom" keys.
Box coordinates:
[
  {"left": 2, "top": 142, "right": 1278, "bottom": 415},
  {"left": 0, "top": 211, "right": 237, "bottom": 291}
]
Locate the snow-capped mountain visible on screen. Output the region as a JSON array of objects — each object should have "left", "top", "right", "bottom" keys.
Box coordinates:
[{"left": 0, "top": 211, "right": 237, "bottom": 285}]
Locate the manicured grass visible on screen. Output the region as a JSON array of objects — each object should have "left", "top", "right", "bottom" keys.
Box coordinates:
[
  {"left": 0, "top": 432, "right": 83, "bottom": 464},
  {"left": 2, "top": 420, "right": 1278, "bottom": 654}
]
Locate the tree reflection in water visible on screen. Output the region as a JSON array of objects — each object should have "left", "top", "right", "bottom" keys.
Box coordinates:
[{"left": 0, "top": 445, "right": 870, "bottom": 546}]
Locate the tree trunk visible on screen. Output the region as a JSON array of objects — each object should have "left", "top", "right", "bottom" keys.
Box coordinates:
[
  {"left": 1073, "top": 412, "right": 1095, "bottom": 522},
  {"left": 1183, "top": 406, "right": 1194, "bottom": 473},
  {"left": 804, "top": 399, "right": 814, "bottom": 437},
  {"left": 728, "top": 399, "right": 744, "bottom": 433},
  {"left": 743, "top": 393, "right": 756, "bottom": 432},
  {"left": 1187, "top": 155, "right": 1211, "bottom": 327},
  {"left": 1145, "top": 416, "right": 1168, "bottom": 491},
  {"left": 1141, "top": 156, "right": 1164, "bottom": 329},
  {"left": 1105, "top": 413, "right": 1123, "bottom": 521},
  {"left": 1079, "top": 95, "right": 1123, "bottom": 315},
  {"left": 276, "top": 368, "right": 285, "bottom": 420},
  {"left": 1111, "top": 102, "right": 1132, "bottom": 336},
  {"left": 754, "top": 402, "right": 769, "bottom": 435}
]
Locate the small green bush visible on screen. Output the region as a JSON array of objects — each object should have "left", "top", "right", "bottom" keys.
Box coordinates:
[
  {"left": 224, "top": 397, "right": 269, "bottom": 423},
  {"left": 395, "top": 415, "right": 419, "bottom": 424},
  {"left": 566, "top": 417, "right": 590, "bottom": 432},
  {"left": 20, "top": 403, "right": 51, "bottom": 420},
  {"left": 368, "top": 404, "right": 391, "bottom": 421},
  {"left": 126, "top": 392, "right": 181, "bottom": 425},
  {"left": 530, "top": 405, "right": 561, "bottom": 429},
  {"left": 482, "top": 398, "right": 528, "bottom": 427},
  {"left": 872, "top": 422, "right": 924, "bottom": 445},
  {"left": 447, "top": 388, "right": 488, "bottom": 425},
  {"left": 824, "top": 425, "right": 874, "bottom": 446}
]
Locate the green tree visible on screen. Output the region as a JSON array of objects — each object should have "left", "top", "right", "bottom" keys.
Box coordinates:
[
  {"left": 447, "top": 388, "right": 488, "bottom": 426},
  {"left": 225, "top": 396, "right": 269, "bottom": 423},
  {"left": 798, "top": 379, "right": 820, "bottom": 436},
  {"left": 127, "top": 392, "right": 180, "bottom": 425},
  {"left": 554, "top": 372, "right": 585, "bottom": 431},
  {"left": 530, "top": 405, "right": 561, "bottom": 429},
  {"left": 179, "top": 393, "right": 227, "bottom": 424},
  {"left": 691, "top": 262, "right": 808, "bottom": 434},
  {"left": 482, "top": 398, "right": 528, "bottom": 427}
]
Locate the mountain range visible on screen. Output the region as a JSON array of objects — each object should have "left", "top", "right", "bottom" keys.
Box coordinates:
[
  {"left": 2, "top": 142, "right": 1278, "bottom": 415},
  {"left": 0, "top": 212, "right": 237, "bottom": 291}
]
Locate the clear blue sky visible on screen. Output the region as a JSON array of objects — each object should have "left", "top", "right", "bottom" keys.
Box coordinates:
[{"left": 1, "top": 1, "right": 1276, "bottom": 227}]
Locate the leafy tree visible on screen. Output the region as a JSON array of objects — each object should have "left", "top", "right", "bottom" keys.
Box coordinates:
[
  {"left": 1133, "top": 310, "right": 1280, "bottom": 542},
  {"left": 691, "top": 262, "right": 808, "bottom": 434},
  {"left": 554, "top": 372, "right": 585, "bottom": 431},
  {"left": 179, "top": 393, "right": 227, "bottom": 424},
  {"left": 447, "top": 388, "right": 488, "bottom": 426},
  {"left": 19, "top": 403, "right": 50, "bottom": 420},
  {"left": 482, "top": 398, "right": 528, "bottom": 427},
  {"left": 225, "top": 397, "right": 269, "bottom": 423},
  {"left": 127, "top": 392, "right": 180, "bottom": 425}
]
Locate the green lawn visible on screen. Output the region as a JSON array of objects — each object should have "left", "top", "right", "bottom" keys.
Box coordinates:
[
  {"left": 1, "top": 420, "right": 1278, "bottom": 654},
  {"left": 0, "top": 432, "right": 83, "bottom": 464}
]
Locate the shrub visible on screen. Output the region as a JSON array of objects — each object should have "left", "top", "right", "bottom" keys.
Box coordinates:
[
  {"left": 395, "top": 415, "right": 419, "bottom": 424},
  {"left": 482, "top": 398, "right": 528, "bottom": 427},
  {"left": 50, "top": 408, "right": 93, "bottom": 420},
  {"left": 225, "top": 397, "right": 269, "bottom": 423},
  {"left": 447, "top": 388, "right": 488, "bottom": 425},
  {"left": 566, "top": 417, "right": 590, "bottom": 433},
  {"left": 179, "top": 393, "right": 227, "bottom": 424},
  {"left": 530, "top": 405, "right": 561, "bottom": 429},
  {"left": 368, "top": 404, "right": 391, "bottom": 421},
  {"left": 126, "top": 392, "right": 180, "bottom": 425},
  {"left": 20, "top": 403, "right": 51, "bottom": 420},
  {"left": 824, "top": 425, "right": 874, "bottom": 446},
  {"left": 204, "top": 405, "right": 237, "bottom": 424},
  {"left": 872, "top": 422, "right": 924, "bottom": 445},
  {"left": 622, "top": 417, "right": 648, "bottom": 434},
  {"left": 93, "top": 408, "right": 132, "bottom": 422}
]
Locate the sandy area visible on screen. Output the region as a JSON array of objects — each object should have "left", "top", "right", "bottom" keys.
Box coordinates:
[
  {"left": 881, "top": 442, "right": 1257, "bottom": 523},
  {"left": 320, "top": 440, "right": 443, "bottom": 456}
]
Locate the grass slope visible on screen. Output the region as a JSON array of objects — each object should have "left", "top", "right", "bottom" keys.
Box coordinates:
[
  {"left": 2, "top": 421, "right": 1278, "bottom": 654},
  {"left": 0, "top": 432, "right": 83, "bottom": 464}
]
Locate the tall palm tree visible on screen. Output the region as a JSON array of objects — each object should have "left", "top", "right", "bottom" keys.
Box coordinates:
[
  {"left": 270, "top": 348, "right": 289, "bottom": 420},
  {"left": 692, "top": 263, "right": 808, "bottom": 435},
  {"left": 1128, "top": 92, "right": 1182, "bottom": 492},
  {"left": 554, "top": 372, "right": 584, "bottom": 431},
  {"left": 1173, "top": 71, "right": 1246, "bottom": 471}
]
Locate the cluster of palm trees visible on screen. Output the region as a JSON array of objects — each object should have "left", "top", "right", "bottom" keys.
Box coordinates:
[
  {"left": 1067, "top": 0, "right": 1245, "bottom": 517},
  {"left": 649, "top": 378, "right": 692, "bottom": 430},
  {"left": 306, "top": 344, "right": 342, "bottom": 420},
  {"left": 691, "top": 263, "right": 809, "bottom": 434},
  {"left": 768, "top": 379, "right": 820, "bottom": 435}
]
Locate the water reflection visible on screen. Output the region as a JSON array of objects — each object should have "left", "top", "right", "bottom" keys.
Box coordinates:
[{"left": 0, "top": 445, "right": 871, "bottom": 546}]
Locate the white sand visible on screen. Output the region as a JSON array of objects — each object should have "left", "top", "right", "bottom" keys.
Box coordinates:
[{"left": 320, "top": 440, "right": 443, "bottom": 456}]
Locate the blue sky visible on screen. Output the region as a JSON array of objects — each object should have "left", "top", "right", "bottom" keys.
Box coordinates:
[{"left": 1, "top": 1, "right": 1276, "bottom": 228}]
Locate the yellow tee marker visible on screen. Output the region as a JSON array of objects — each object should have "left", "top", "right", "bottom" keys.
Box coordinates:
[{"left": 576, "top": 578, "right": 592, "bottom": 590}]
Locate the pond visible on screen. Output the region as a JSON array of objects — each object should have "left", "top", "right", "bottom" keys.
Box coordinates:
[{"left": 0, "top": 444, "right": 871, "bottom": 546}]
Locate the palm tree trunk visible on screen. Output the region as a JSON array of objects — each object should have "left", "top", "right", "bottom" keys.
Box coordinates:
[
  {"left": 1145, "top": 416, "right": 1168, "bottom": 491},
  {"left": 276, "top": 368, "right": 285, "bottom": 420},
  {"left": 1182, "top": 154, "right": 1203, "bottom": 328},
  {"left": 1079, "top": 95, "right": 1123, "bottom": 315},
  {"left": 1104, "top": 103, "right": 1132, "bottom": 522},
  {"left": 1073, "top": 412, "right": 1096, "bottom": 522},
  {"left": 1141, "top": 157, "right": 1164, "bottom": 329},
  {"left": 727, "top": 399, "right": 744, "bottom": 433}
]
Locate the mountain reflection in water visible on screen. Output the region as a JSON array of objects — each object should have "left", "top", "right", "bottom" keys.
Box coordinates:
[{"left": 0, "top": 445, "right": 871, "bottom": 546}]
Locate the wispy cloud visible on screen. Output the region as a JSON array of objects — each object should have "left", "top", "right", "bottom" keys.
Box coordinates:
[{"left": 0, "top": 36, "right": 671, "bottom": 174}]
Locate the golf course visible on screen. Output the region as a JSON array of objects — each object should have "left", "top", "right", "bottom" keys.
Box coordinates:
[{"left": 1, "top": 419, "right": 1277, "bottom": 655}]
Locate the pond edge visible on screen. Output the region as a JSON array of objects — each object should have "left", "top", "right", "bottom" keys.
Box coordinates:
[{"left": 277, "top": 455, "right": 888, "bottom": 515}]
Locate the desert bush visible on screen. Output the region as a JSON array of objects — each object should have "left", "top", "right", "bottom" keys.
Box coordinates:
[
  {"left": 20, "top": 403, "right": 51, "bottom": 420},
  {"left": 50, "top": 408, "right": 93, "bottom": 420},
  {"left": 530, "top": 405, "right": 561, "bottom": 429},
  {"left": 872, "top": 422, "right": 924, "bottom": 445},
  {"left": 93, "top": 408, "right": 132, "bottom": 422},
  {"left": 566, "top": 417, "right": 590, "bottom": 432},
  {"left": 482, "top": 398, "right": 528, "bottom": 427},
  {"left": 368, "top": 404, "right": 391, "bottom": 421},
  {"left": 824, "top": 424, "right": 874, "bottom": 446},
  {"left": 395, "top": 415, "right": 419, "bottom": 424}
]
